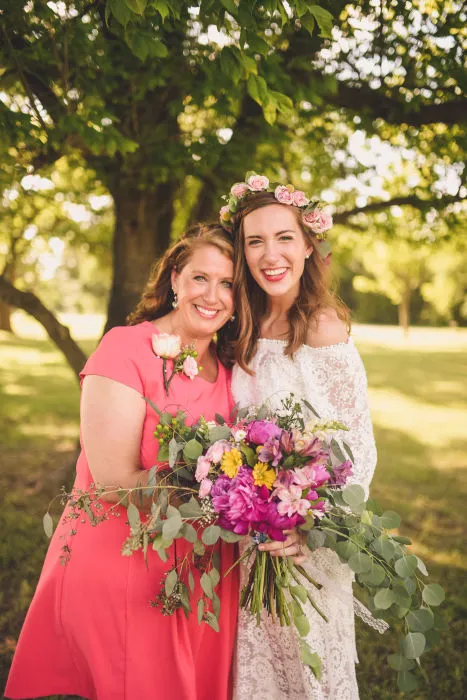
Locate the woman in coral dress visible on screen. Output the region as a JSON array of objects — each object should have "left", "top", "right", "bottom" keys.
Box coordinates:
[{"left": 6, "top": 224, "right": 239, "bottom": 700}]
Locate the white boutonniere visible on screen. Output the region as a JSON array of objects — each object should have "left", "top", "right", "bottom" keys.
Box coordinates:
[{"left": 151, "top": 334, "right": 200, "bottom": 395}]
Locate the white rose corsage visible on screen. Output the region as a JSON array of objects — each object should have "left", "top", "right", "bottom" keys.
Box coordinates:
[{"left": 151, "top": 333, "right": 200, "bottom": 395}]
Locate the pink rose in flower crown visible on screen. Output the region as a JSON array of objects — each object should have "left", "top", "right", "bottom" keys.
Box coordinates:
[
  {"left": 195, "top": 456, "right": 211, "bottom": 482},
  {"left": 247, "top": 174, "right": 269, "bottom": 191},
  {"left": 231, "top": 182, "right": 249, "bottom": 198},
  {"left": 183, "top": 355, "right": 198, "bottom": 380},
  {"left": 292, "top": 190, "right": 309, "bottom": 207},
  {"left": 152, "top": 333, "right": 181, "bottom": 359},
  {"left": 205, "top": 439, "right": 231, "bottom": 463},
  {"left": 274, "top": 185, "right": 294, "bottom": 205},
  {"left": 199, "top": 478, "right": 213, "bottom": 498},
  {"left": 220, "top": 205, "right": 231, "bottom": 222},
  {"left": 302, "top": 207, "right": 333, "bottom": 236}
]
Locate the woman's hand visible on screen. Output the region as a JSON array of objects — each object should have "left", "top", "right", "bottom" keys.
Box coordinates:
[{"left": 258, "top": 528, "right": 308, "bottom": 565}]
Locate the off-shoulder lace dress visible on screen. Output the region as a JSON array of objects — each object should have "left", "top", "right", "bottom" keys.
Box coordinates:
[{"left": 231, "top": 337, "right": 377, "bottom": 700}]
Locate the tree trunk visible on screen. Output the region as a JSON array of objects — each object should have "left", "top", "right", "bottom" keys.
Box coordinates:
[
  {"left": 0, "top": 275, "right": 88, "bottom": 381},
  {"left": 398, "top": 288, "right": 411, "bottom": 336},
  {"left": 0, "top": 298, "right": 12, "bottom": 332},
  {"left": 104, "top": 180, "right": 176, "bottom": 332}
]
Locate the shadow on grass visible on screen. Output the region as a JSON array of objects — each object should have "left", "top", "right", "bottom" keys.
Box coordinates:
[{"left": 360, "top": 347, "right": 467, "bottom": 410}]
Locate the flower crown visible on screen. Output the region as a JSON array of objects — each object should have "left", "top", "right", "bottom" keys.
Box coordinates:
[{"left": 219, "top": 171, "right": 333, "bottom": 240}]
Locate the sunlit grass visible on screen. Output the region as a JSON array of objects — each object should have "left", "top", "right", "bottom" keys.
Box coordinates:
[{"left": 0, "top": 319, "right": 466, "bottom": 697}]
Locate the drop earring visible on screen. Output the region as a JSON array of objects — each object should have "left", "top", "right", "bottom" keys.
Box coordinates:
[
  {"left": 230, "top": 313, "right": 236, "bottom": 322},
  {"left": 172, "top": 290, "right": 178, "bottom": 309}
]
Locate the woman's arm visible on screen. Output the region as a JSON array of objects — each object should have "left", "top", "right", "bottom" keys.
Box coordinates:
[{"left": 80, "top": 375, "right": 148, "bottom": 493}]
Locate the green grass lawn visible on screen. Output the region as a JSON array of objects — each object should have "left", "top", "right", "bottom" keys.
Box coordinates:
[{"left": 0, "top": 318, "right": 466, "bottom": 698}]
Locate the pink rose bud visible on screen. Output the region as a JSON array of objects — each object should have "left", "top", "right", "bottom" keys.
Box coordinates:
[
  {"left": 274, "top": 185, "right": 294, "bottom": 205},
  {"left": 206, "top": 439, "right": 230, "bottom": 463},
  {"left": 292, "top": 190, "right": 309, "bottom": 207},
  {"left": 219, "top": 204, "right": 231, "bottom": 221},
  {"left": 152, "top": 333, "right": 181, "bottom": 359},
  {"left": 302, "top": 208, "right": 333, "bottom": 235},
  {"left": 247, "top": 174, "right": 270, "bottom": 191},
  {"left": 183, "top": 355, "right": 199, "bottom": 380},
  {"left": 195, "top": 456, "right": 211, "bottom": 482},
  {"left": 230, "top": 182, "right": 249, "bottom": 198},
  {"left": 199, "top": 478, "right": 213, "bottom": 498}
]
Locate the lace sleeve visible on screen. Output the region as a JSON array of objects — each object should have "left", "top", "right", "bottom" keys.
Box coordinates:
[{"left": 298, "top": 340, "right": 377, "bottom": 497}]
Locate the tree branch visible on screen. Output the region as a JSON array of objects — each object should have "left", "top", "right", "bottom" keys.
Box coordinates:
[
  {"left": 0, "top": 276, "right": 88, "bottom": 381},
  {"left": 334, "top": 192, "right": 465, "bottom": 224}
]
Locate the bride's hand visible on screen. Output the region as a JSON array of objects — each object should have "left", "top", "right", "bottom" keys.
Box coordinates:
[{"left": 258, "top": 528, "right": 308, "bottom": 565}]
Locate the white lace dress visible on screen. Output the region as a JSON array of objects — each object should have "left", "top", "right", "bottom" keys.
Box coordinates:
[{"left": 231, "top": 337, "right": 377, "bottom": 700}]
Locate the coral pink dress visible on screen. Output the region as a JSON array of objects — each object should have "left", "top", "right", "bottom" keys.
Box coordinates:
[{"left": 5, "top": 321, "right": 239, "bottom": 700}]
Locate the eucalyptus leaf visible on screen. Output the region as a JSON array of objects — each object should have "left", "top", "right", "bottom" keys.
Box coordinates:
[
  {"left": 416, "top": 557, "right": 429, "bottom": 576},
  {"left": 342, "top": 484, "right": 365, "bottom": 510},
  {"left": 302, "top": 399, "right": 320, "bottom": 418},
  {"left": 348, "top": 551, "right": 372, "bottom": 574},
  {"left": 193, "top": 540, "right": 205, "bottom": 556},
  {"left": 407, "top": 608, "right": 434, "bottom": 633},
  {"left": 357, "top": 564, "right": 386, "bottom": 586},
  {"left": 165, "top": 569, "right": 178, "bottom": 597},
  {"left": 212, "top": 591, "right": 221, "bottom": 619},
  {"left": 183, "top": 439, "right": 203, "bottom": 461},
  {"left": 179, "top": 582, "right": 191, "bottom": 613},
  {"left": 202, "top": 524, "right": 221, "bottom": 546},
  {"left": 422, "top": 583, "right": 445, "bottom": 606},
  {"left": 215, "top": 413, "right": 226, "bottom": 425},
  {"left": 342, "top": 440, "right": 355, "bottom": 462},
  {"left": 188, "top": 570, "right": 195, "bottom": 592},
  {"left": 168, "top": 438, "right": 180, "bottom": 468},
  {"left": 330, "top": 438, "right": 346, "bottom": 462},
  {"left": 179, "top": 497, "right": 203, "bottom": 518},
  {"left": 43, "top": 512, "right": 54, "bottom": 539},
  {"left": 397, "top": 670, "right": 419, "bottom": 693},
  {"left": 197, "top": 598, "right": 204, "bottom": 624},
  {"left": 162, "top": 511, "right": 182, "bottom": 540},
  {"left": 200, "top": 572, "right": 213, "bottom": 599},
  {"left": 160, "top": 411, "right": 172, "bottom": 425},
  {"left": 381, "top": 510, "right": 401, "bottom": 529},
  {"left": 394, "top": 554, "right": 418, "bottom": 578},
  {"left": 208, "top": 425, "right": 231, "bottom": 442},
  {"left": 219, "top": 529, "right": 243, "bottom": 543},
  {"left": 181, "top": 522, "right": 197, "bottom": 543},
  {"left": 373, "top": 588, "right": 394, "bottom": 610},
  {"left": 306, "top": 529, "right": 326, "bottom": 551},
  {"left": 209, "top": 567, "right": 220, "bottom": 587},
  {"left": 294, "top": 613, "right": 310, "bottom": 637},
  {"left": 127, "top": 502, "right": 141, "bottom": 530},
  {"left": 387, "top": 653, "right": 416, "bottom": 671},
  {"left": 204, "top": 611, "right": 219, "bottom": 632},
  {"left": 402, "top": 632, "right": 426, "bottom": 659}
]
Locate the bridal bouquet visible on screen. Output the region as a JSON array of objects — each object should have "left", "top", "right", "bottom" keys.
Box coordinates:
[{"left": 46, "top": 395, "right": 446, "bottom": 693}]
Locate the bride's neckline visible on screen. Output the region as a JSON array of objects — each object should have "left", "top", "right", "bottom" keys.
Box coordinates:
[{"left": 257, "top": 336, "right": 352, "bottom": 351}]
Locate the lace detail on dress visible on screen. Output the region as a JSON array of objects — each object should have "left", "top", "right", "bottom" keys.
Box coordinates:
[{"left": 231, "top": 338, "right": 377, "bottom": 700}]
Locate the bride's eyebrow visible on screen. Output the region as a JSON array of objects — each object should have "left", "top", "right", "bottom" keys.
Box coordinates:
[{"left": 245, "top": 229, "right": 295, "bottom": 239}]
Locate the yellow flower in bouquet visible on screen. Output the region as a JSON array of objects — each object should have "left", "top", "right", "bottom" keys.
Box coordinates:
[
  {"left": 252, "top": 462, "right": 276, "bottom": 490},
  {"left": 221, "top": 449, "right": 243, "bottom": 478}
]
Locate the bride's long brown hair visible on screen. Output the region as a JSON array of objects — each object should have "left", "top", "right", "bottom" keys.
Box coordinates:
[
  {"left": 128, "top": 223, "right": 237, "bottom": 367},
  {"left": 231, "top": 192, "right": 349, "bottom": 373}
]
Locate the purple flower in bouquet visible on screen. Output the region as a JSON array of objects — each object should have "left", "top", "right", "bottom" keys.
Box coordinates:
[
  {"left": 279, "top": 429, "right": 294, "bottom": 453},
  {"left": 329, "top": 459, "right": 353, "bottom": 486},
  {"left": 212, "top": 468, "right": 268, "bottom": 535},
  {"left": 258, "top": 435, "right": 283, "bottom": 467},
  {"left": 274, "top": 469, "right": 294, "bottom": 489},
  {"left": 258, "top": 501, "right": 305, "bottom": 541},
  {"left": 246, "top": 420, "right": 282, "bottom": 445}
]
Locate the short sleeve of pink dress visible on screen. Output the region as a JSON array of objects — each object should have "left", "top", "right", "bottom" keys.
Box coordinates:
[{"left": 5, "top": 321, "right": 239, "bottom": 700}]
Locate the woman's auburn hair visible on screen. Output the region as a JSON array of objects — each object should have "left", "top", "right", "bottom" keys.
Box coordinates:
[
  {"left": 127, "top": 222, "right": 237, "bottom": 368},
  {"left": 232, "top": 191, "right": 350, "bottom": 374}
]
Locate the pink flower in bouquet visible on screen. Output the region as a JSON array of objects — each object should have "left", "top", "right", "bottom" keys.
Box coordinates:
[
  {"left": 183, "top": 355, "right": 198, "bottom": 380},
  {"left": 276, "top": 485, "right": 310, "bottom": 517},
  {"left": 152, "top": 333, "right": 181, "bottom": 359},
  {"left": 258, "top": 435, "right": 283, "bottom": 467},
  {"left": 302, "top": 207, "right": 333, "bottom": 235},
  {"left": 279, "top": 430, "right": 294, "bottom": 453},
  {"left": 231, "top": 182, "right": 249, "bottom": 198},
  {"left": 247, "top": 174, "right": 269, "bottom": 191},
  {"left": 309, "top": 499, "right": 326, "bottom": 518},
  {"left": 274, "top": 185, "right": 294, "bottom": 205},
  {"left": 199, "top": 478, "right": 213, "bottom": 498},
  {"left": 246, "top": 420, "right": 282, "bottom": 445},
  {"left": 195, "top": 456, "right": 211, "bottom": 482},
  {"left": 292, "top": 190, "right": 309, "bottom": 207},
  {"left": 301, "top": 463, "right": 330, "bottom": 488},
  {"left": 329, "top": 459, "right": 353, "bottom": 486},
  {"left": 212, "top": 468, "right": 268, "bottom": 535},
  {"left": 205, "top": 439, "right": 230, "bottom": 464},
  {"left": 294, "top": 434, "right": 328, "bottom": 464}
]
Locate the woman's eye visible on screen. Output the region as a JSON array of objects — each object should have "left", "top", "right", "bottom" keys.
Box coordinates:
[
  {"left": 194, "top": 275, "right": 206, "bottom": 282},
  {"left": 247, "top": 239, "right": 262, "bottom": 246},
  {"left": 279, "top": 235, "right": 293, "bottom": 242},
  {"left": 221, "top": 281, "right": 233, "bottom": 288}
]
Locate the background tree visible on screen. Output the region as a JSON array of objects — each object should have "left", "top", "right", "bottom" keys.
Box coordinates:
[{"left": 0, "top": 0, "right": 465, "bottom": 354}]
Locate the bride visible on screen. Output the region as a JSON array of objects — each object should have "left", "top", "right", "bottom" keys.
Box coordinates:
[{"left": 221, "top": 175, "right": 377, "bottom": 699}]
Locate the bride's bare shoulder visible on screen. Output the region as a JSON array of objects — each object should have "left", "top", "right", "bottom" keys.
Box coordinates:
[{"left": 306, "top": 308, "right": 349, "bottom": 348}]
